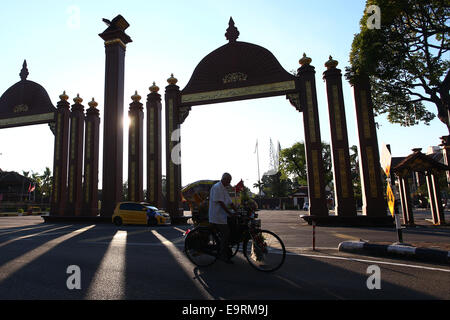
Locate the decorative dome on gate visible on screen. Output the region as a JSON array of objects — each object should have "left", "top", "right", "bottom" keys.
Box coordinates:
[
  {"left": 181, "top": 18, "right": 295, "bottom": 95},
  {"left": 0, "top": 60, "right": 56, "bottom": 123}
]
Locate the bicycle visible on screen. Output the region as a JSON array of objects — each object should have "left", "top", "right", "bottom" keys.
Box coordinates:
[{"left": 184, "top": 209, "right": 286, "bottom": 272}]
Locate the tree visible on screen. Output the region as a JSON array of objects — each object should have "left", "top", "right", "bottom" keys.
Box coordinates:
[
  {"left": 40, "top": 167, "right": 52, "bottom": 203},
  {"left": 346, "top": 0, "right": 450, "bottom": 131},
  {"left": 122, "top": 180, "right": 128, "bottom": 201},
  {"left": 252, "top": 180, "right": 264, "bottom": 197},
  {"left": 260, "top": 172, "right": 292, "bottom": 198},
  {"left": 279, "top": 141, "right": 333, "bottom": 189},
  {"left": 350, "top": 145, "right": 363, "bottom": 207},
  {"left": 279, "top": 142, "right": 307, "bottom": 185}
]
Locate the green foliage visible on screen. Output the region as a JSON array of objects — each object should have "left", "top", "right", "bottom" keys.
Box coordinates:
[
  {"left": 40, "top": 167, "right": 52, "bottom": 200},
  {"left": 279, "top": 141, "right": 333, "bottom": 189},
  {"left": 122, "top": 180, "right": 128, "bottom": 201},
  {"left": 346, "top": 0, "right": 450, "bottom": 130},
  {"left": 278, "top": 142, "right": 362, "bottom": 204},
  {"left": 260, "top": 171, "right": 292, "bottom": 198},
  {"left": 22, "top": 167, "right": 53, "bottom": 203},
  {"left": 350, "top": 145, "right": 363, "bottom": 206},
  {"left": 279, "top": 142, "right": 307, "bottom": 185}
]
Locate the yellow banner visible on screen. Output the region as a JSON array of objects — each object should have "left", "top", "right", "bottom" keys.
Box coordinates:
[{"left": 386, "top": 183, "right": 395, "bottom": 216}]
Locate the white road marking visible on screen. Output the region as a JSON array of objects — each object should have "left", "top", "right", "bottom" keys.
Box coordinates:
[
  {"left": 290, "top": 252, "right": 450, "bottom": 273},
  {"left": 173, "top": 227, "right": 188, "bottom": 234}
]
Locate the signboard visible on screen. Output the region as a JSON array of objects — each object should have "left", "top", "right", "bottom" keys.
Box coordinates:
[
  {"left": 386, "top": 183, "right": 395, "bottom": 216},
  {"left": 380, "top": 143, "right": 392, "bottom": 177}
]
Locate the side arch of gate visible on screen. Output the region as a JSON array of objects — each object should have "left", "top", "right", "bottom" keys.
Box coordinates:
[{"left": 0, "top": 61, "right": 100, "bottom": 217}]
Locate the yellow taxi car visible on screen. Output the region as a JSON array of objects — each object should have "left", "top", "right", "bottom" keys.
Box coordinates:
[{"left": 112, "top": 202, "right": 171, "bottom": 226}]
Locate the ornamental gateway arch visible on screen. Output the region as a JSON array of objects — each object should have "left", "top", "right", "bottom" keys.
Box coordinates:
[
  {"left": 0, "top": 15, "right": 389, "bottom": 226},
  {"left": 162, "top": 17, "right": 389, "bottom": 225}
]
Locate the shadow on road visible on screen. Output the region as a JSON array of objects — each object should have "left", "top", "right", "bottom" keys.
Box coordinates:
[{"left": 0, "top": 221, "right": 447, "bottom": 300}]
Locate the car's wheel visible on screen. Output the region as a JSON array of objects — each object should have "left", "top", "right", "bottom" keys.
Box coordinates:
[{"left": 113, "top": 216, "right": 123, "bottom": 226}]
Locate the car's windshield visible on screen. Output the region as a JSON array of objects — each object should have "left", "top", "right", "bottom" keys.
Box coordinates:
[{"left": 145, "top": 206, "right": 159, "bottom": 211}]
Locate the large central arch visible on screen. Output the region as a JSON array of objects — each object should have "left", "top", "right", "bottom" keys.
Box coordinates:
[{"left": 162, "top": 18, "right": 329, "bottom": 218}]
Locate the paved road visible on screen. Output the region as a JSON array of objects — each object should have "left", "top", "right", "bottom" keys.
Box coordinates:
[{"left": 0, "top": 212, "right": 449, "bottom": 304}]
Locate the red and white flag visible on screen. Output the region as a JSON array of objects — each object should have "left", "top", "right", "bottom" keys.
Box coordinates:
[{"left": 234, "top": 179, "right": 244, "bottom": 193}]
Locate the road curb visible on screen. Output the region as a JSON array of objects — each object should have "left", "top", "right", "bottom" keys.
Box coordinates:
[
  {"left": 338, "top": 241, "right": 450, "bottom": 264},
  {"left": 0, "top": 213, "right": 19, "bottom": 217}
]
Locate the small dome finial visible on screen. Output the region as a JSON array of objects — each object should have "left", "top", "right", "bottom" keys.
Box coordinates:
[
  {"left": 88, "top": 97, "right": 98, "bottom": 108},
  {"left": 149, "top": 81, "right": 160, "bottom": 93},
  {"left": 59, "top": 91, "right": 69, "bottom": 101},
  {"left": 131, "top": 90, "right": 141, "bottom": 102},
  {"left": 225, "top": 17, "right": 239, "bottom": 43},
  {"left": 73, "top": 93, "right": 83, "bottom": 104},
  {"left": 167, "top": 73, "right": 178, "bottom": 85},
  {"left": 325, "top": 55, "right": 338, "bottom": 69},
  {"left": 299, "top": 53, "right": 312, "bottom": 66},
  {"left": 20, "top": 60, "right": 29, "bottom": 81}
]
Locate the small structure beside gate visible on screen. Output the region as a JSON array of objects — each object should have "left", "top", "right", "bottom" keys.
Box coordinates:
[{"left": 393, "top": 148, "right": 448, "bottom": 226}]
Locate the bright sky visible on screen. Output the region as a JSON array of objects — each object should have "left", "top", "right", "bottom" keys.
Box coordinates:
[{"left": 0, "top": 0, "right": 448, "bottom": 194}]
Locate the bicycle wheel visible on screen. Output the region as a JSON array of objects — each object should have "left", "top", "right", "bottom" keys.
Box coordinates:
[
  {"left": 243, "top": 229, "right": 286, "bottom": 272},
  {"left": 184, "top": 227, "right": 219, "bottom": 267}
]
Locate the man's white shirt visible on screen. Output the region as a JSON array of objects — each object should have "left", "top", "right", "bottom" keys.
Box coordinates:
[{"left": 208, "top": 181, "right": 232, "bottom": 224}]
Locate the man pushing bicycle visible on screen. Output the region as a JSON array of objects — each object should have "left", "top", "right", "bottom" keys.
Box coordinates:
[{"left": 208, "top": 172, "right": 238, "bottom": 264}]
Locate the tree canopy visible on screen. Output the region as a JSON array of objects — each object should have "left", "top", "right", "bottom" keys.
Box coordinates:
[
  {"left": 279, "top": 141, "right": 333, "bottom": 189},
  {"left": 346, "top": 0, "right": 450, "bottom": 131}
]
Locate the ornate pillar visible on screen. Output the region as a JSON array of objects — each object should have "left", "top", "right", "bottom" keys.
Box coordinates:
[
  {"left": 323, "top": 56, "right": 356, "bottom": 217},
  {"left": 165, "top": 74, "right": 186, "bottom": 217},
  {"left": 295, "top": 54, "right": 328, "bottom": 216},
  {"left": 66, "top": 94, "right": 85, "bottom": 216},
  {"left": 398, "top": 175, "right": 414, "bottom": 225},
  {"left": 83, "top": 98, "right": 100, "bottom": 216},
  {"left": 426, "top": 171, "right": 446, "bottom": 225},
  {"left": 99, "top": 15, "right": 132, "bottom": 216},
  {"left": 351, "top": 74, "right": 386, "bottom": 216},
  {"left": 128, "top": 91, "right": 144, "bottom": 202},
  {"left": 147, "top": 82, "right": 163, "bottom": 208},
  {"left": 50, "top": 91, "right": 70, "bottom": 216}
]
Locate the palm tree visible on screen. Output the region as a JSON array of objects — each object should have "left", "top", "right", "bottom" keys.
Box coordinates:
[
  {"left": 40, "top": 167, "right": 52, "bottom": 203},
  {"left": 253, "top": 179, "right": 264, "bottom": 208},
  {"left": 30, "top": 171, "right": 42, "bottom": 202}
]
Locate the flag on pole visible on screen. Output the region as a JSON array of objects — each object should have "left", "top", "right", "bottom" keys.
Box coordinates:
[
  {"left": 234, "top": 179, "right": 244, "bottom": 193},
  {"left": 29, "top": 184, "right": 35, "bottom": 193},
  {"left": 254, "top": 139, "right": 258, "bottom": 154}
]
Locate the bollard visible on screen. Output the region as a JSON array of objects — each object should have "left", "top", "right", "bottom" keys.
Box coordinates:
[{"left": 394, "top": 213, "right": 403, "bottom": 243}]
